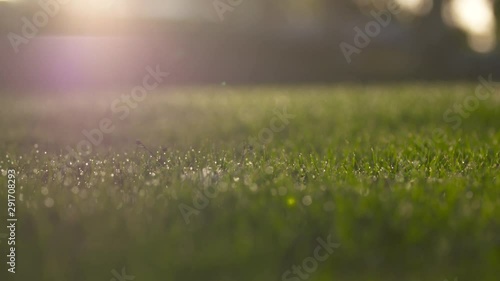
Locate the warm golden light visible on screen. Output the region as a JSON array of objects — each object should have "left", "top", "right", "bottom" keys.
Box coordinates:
[
  {"left": 447, "top": 0, "right": 496, "bottom": 53},
  {"left": 395, "top": 0, "right": 433, "bottom": 15},
  {"left": 68, "top": 0, "right": 131, "bottom": 18}
]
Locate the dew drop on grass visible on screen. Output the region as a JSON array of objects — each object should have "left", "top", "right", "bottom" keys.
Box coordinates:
[
  {"left": 244, "top": 176, "right": 252, "bottom": 186},
  {"left": 265, "top": 166, "right": 274, "bottom": 174},
  {"left": 466, "top": 191, "right": 474, "bottom": 199},
  {"left": 286, "top": 197, "right": 296, "bottom": 207},
  {"left": 44, "top": 197, "right": 54, "bottom": 208},
  {"left": 249, "top": 184, "right": 258, "bottom": 192},
  {"left": 302, "top": 195, "right": 312, "bottom": 206}
]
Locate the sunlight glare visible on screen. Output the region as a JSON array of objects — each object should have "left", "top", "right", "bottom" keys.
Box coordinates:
[
  {"left": 395, "top": 0, "right": 433, "bottom": 15},
  {"left": 69, "top": 0, "right": 130, "bottom": 18},
  {"left": 447, "top": 0, "right": 496, "bottom": 53}
]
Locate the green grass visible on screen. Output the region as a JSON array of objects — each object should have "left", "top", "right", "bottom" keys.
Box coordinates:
[{"left": 0, "top": 85, "right": 499, "bottom": 281}]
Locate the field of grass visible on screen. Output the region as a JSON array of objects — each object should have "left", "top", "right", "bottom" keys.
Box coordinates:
[{"left": 0, "top": 85, "right": 499, "bottom": 281}]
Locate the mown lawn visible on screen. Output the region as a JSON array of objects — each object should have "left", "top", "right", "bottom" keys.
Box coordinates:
[{"left": 0, "top": 85, "right": 499, "bottom": 281}]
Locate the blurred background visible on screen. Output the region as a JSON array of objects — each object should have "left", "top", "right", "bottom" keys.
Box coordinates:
[{"left": 1, "top": 0, "right": 500, "bottom": 92}]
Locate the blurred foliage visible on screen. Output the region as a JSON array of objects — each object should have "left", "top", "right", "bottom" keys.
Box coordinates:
[{"left": 0, "top": 0, "right": 498, "bottom": 86}]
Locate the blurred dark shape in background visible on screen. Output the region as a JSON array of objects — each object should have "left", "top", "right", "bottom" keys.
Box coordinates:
[{"left": 0, "top": 0, "right": 499, "bottom": 93}]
